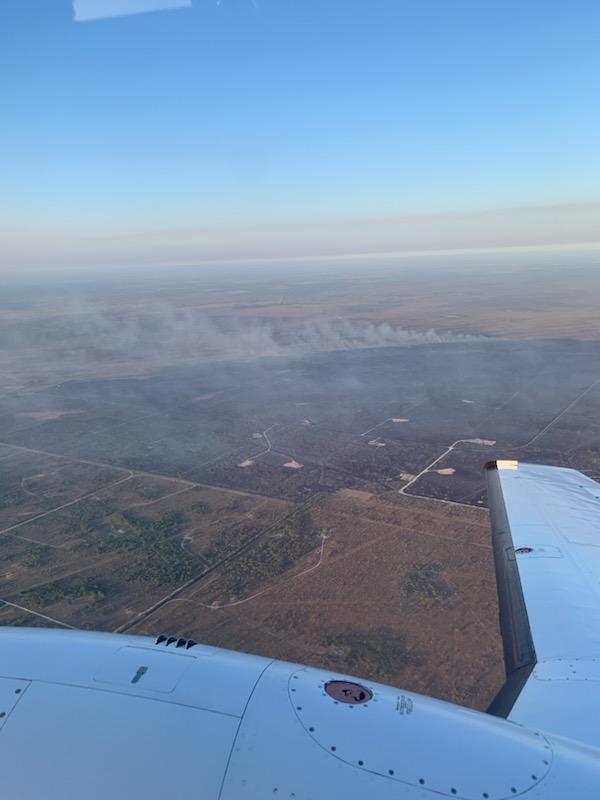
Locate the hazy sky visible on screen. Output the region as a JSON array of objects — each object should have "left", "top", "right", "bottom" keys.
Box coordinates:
[{"left": 2, "top": 0, "right": 600, "bottom": 269}]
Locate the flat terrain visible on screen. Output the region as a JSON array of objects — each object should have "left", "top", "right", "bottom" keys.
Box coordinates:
[
  {"left": 136, "top": 492, "right": 500, "bottom": 710},
  {"left": 1, "top": 256, "right": 600, "bottom": 710}
]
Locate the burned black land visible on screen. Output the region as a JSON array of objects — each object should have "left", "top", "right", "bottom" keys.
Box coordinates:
[{"left": 2, "top": 339, "right": 599, "bottom": 503}]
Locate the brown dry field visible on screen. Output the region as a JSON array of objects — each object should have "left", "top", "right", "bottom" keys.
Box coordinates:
[
  {"left": 196, "top": 270, "right": 600, "bottom": 340},
  {"left": 133, "top": 491, "right": 504, "bottom": 711},
  {"left": 0, "top": 442, "right": 504, "bottom": 711}
]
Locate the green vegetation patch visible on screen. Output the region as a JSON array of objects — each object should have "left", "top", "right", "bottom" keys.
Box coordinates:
[
  {"left": 60, "top": 497, "right": 118, "bottom": 536},
  {"left": 108, "top": 510, "right": 201, "bottom": 587},
  {"left": 21, "top": 575, "right": 107, "bottom": 607},
  {"left": 0, "top": 488, "right": 31, "bottom": 512},
  {"left": 327, "top": 629, "right": 416, "bottom": 677},
  {"left": 191, "top": 500, "right": 211, "bottom": 514},
  {"left": 22, "top": 545, "right": 53, "bottom": 568},
  {"left": 202, "top": 520, "right": 256, "bottom": 567},
  {"left": 206, "top": 508, "right": 320, "bottom": 602},
  {"left": 402, "top": 561, "right": 453, "bottom": 604}
]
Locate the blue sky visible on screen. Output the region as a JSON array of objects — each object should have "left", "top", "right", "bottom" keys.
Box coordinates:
[{"left": 2, "top": 0, "right": 600, "bottom": 268}]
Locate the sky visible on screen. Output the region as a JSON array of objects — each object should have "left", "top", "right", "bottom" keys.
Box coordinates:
[{"left": 1, "top": 0, "right": 600, "bottom": 270}]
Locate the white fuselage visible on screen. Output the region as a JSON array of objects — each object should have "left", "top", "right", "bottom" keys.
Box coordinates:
[{"left": 0, "top": 627, "right": 597, "bottom": 798}]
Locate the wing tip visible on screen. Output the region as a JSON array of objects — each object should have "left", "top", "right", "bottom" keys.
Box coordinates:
[{"left": 485, "top": 459, "right": 519, "bottom": 471}]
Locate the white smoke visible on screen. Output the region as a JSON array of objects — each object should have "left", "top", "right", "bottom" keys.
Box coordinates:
[
  {"left": 0, "top": 298, "right": 487, "bottom": 387},
  {"left": 291, "top": 319, "right": 482, "bottom": 353},
  {"left": 32, "top": 301, "right": 484, "bottom": 360}
]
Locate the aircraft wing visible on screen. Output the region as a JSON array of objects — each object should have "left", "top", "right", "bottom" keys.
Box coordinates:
[
  {"left": 486, "top": 459, "right": 600, "bottom": 746},
  {"left": 0, "top": 627, "right": 578, "bottom": 798}
]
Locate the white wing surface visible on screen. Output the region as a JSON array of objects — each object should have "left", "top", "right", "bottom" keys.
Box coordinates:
[
  {"left": 4, "top": 628, "right": 594, "bottom": 799},
  {"left": 486, "top": 460, "right": 600, "bottom": 746}
]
